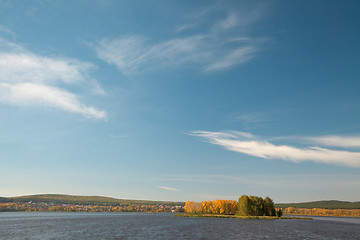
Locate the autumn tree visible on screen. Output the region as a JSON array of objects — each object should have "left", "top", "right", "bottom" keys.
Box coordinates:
[
  {"left": 201, "top": 201, "right": 212, "bottom": 213},
  {"left": 184, "top": 201, "right": 202, "bottom": 213},
  {"left": 201, "top": 200, "right": 238, "bottom": 214}
]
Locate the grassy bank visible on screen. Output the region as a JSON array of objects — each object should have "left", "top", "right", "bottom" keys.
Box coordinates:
[{"left": 174, "top": 213, "right": 312, "bottom": 220}]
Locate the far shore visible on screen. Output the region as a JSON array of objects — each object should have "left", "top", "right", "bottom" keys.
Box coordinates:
[{"left": 174, "top": 213, "right": 312, "bottom": 220}]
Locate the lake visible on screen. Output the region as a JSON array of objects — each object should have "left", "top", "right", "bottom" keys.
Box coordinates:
[{"left": 0, "top": 212, "right": 359, "bottom": 239}]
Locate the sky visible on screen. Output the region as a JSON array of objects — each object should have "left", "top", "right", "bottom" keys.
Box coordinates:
[{"left": 0, "top": 0, "right": 359, "bottom": 203}]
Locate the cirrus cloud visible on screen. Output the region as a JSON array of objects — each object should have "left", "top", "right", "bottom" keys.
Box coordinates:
[
  {"left": 0, "top": 82, "right": 106, "bottom": 119},
  {"left": 157, "top": 186, "right": 181, "bottom": 192},
  {"left": 306, "top": 135, "right": 360, "bottom": 148},
  {"left": 93, "top": 6, "right": 266, "bottom": 75},
  {"left": 191, "top": 131, "right": 360, "bottom": 168}
]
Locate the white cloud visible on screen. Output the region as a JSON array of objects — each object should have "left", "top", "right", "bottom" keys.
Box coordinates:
[
  {"left": 0, "top": 38, "right": 106, "bottom": 119},
  {"left": 157, "top": 186, "right": 181, "bottom": 192},
  {"left": 306, "top": 135, "right": 360, "bottom": 148},
  {"left": 95, "top": 35, "right": 259, "bottom": 74},
  {"left": 0, "top": 53, "right": 94, "bottom": 84},
  {"left": 204, "top": 46, "right": 257, "bottom": 72},
  {"left": 95, "top": 35, "right": 210, "bottom": 74},
  {"left": 94, "top": 9, "right": 265, "bottom": 74},
  {"left": 191, "top": 131, "right": 360, "bottom": 168},
  {"left": 0, "top": 83, "right": 106, "bottom": 119}
]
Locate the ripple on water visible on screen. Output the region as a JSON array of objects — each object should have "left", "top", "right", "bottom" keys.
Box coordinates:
[{"left": 0, "top": 212, "right": 359, "bottom": 239}]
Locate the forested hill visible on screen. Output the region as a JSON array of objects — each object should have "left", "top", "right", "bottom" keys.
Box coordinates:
[
  {"left": 0, "top": 194, "right": 184, "bottom": 206},
  {"left": 3, "top": 195, "right": 359, "bottom": 209},
  {"left": 275, "top": 200, "right": 360, "bottom": 209}
]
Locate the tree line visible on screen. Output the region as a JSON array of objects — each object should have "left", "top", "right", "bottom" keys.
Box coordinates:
[
  {"left": 0, "top": 202, "right": 183, "bottom": 213},
  {"left": 276, "top": 200, "right": 360, "bottom": 209},
  {"left": 185, "top": 195, "right": 282, "bottom": 217},
  {"left": 284, "top": 207, "right": 360, "bottom": 217}
]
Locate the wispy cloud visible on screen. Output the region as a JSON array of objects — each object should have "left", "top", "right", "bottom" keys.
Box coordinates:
[
  {"left": 306, "top": 135, "right": 360, "bottom": 148},
  {"left": 165, "top": 173, "right": 360, "bottom": 189},
  {"left": 0, "top": 53, "right": 93, "bottom": 84},
  {"left": 213, "top": 13, "right": 238, "bottom": 31},
  {"left": 204, "top": 45, "right": 257, "bottom": 72},
  {"left": 176, "top": 23, "right": 197, "bottom": 33},
  {"left": 157, "top": 186, "right": 181, "bottom": 192},
  {"left": 94, "top": 35, "right": 209, "bottom": 75},
  {"left": 94, "top": 34, "right": 258, "bottom": 75},
  {"left": 94, "top": 6, "right": 266, "bottom": 74},
  {"left": 163, "top": 173, "right": 360, "bottom": 202},
  {"left": 0, "top": 25, "right": 16, "bottom": 39},
  {"left": 0, "top": 83, "right": 106, "bottom": 119},
  {"left": 191, "top": 131, "right": 360, "bottom": 168},
  {"left": 0, "top": 38, "right": 106, "bottom": 119}
]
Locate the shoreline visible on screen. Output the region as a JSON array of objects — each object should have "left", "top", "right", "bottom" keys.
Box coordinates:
[{"left": 174, "top": 213, "right": 312, "bottom": 220}]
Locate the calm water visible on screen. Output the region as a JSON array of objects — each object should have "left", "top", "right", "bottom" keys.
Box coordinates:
[{"left": 0, "top": 212, "right": 359, "bottom": 239}]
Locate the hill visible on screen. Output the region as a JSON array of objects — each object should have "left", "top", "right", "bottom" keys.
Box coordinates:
[
  {"left": 0, "top": 194, "right": 184, "bottom": 206},
  {"left": 275, "top": 200, "right": 360, "bottom": 209}
]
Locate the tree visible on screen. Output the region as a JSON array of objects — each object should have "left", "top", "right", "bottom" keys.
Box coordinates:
[
  {"left": 238, "top": 195, "right": 251, "bottom": 216},
  {"left": 264, "top": 197, "right": 276, "bottom": 216},
  {"left": 249, "top": 196, "right": 264, "bottom": 216},
  {"left": 238, "top": 195, "right": 276, "bottom": 216},
  {"left": 201, "top": 201, "right": 212, "bottom": 213},
  {"left": 184, "top": 201, "right": 202, "bottom": 213}
]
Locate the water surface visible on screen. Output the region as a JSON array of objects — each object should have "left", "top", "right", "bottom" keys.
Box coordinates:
[{"left": 1, "top": 212, "right": 359, "bottom": 239}]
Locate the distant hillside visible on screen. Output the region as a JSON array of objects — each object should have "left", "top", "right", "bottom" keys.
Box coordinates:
[
  {"left": 275, "top": 200, "right": 360, "bottom": 209},
  {"left": 3, "top": 195, "right": 358, "bottom": 210},
  {"left": 1, "top": 194, "right": 184, "bottom": 206}
]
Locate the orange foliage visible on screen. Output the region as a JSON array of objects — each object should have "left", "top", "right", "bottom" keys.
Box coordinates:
[
  {"left": 200, "top": 200, "right": 238, "bottom": 215},
  {"left": 284, "top": 207, "right": 360, "bottom": 217},
  {"left": 184, "top": 201, "right": 202, "bottom": 213}
]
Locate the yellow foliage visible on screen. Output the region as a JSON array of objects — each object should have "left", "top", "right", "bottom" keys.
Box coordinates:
[
  {"left": 284, "top": 207, "right": 360, "bottom": 217},
  {"left": 200, "top": 200, "right": 238, "bottom": 215},
  {"left": 184, "top": 201, "right": 202, "bottom": 213}
]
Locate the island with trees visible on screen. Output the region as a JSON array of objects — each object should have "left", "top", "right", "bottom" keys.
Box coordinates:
[
  {"left": 180, "top": 195, "right": 360, "bottom": 219},
  {"left": 180, "top": 195, "right": 291, "bottom": 219}
]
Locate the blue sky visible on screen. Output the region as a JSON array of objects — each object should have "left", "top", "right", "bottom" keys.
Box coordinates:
[{"left": 0, "top": 0, "right": 359, "bottom": 203}]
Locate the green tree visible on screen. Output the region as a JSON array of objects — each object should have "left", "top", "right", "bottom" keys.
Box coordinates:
[
  {"left": 264, "top": 197, "right": 276, "bottom": 216},
  {"left": 250, "top": 196, "right": 264, "bottom": 216},
  {"left": 238, "top": 195, "right": 276, "bottom": 216},
  {"left": 238, "top": 195, "right": 251, "bottom": 216}
]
